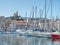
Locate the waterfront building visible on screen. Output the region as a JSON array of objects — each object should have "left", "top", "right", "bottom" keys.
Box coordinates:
[
  {"left": 0, "top": 12, "right": 60, "bottom": 32},
  {"left": 0, "top": 16, "right": 5, "bottom": 31},
  {"left": 7, "top": 19, "right": 28, "bottom": 32}
]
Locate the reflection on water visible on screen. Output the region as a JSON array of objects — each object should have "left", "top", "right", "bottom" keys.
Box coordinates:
[{"left": 0, "top": 34, "right": 60, "bottom": 45}]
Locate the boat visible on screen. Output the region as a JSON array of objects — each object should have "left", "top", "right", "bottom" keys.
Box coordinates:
[
  {"left": 16, "top": 29, "right": 27, "bottom": 36},
  {"left": 51, "top": 31, "right": 60, "bottom": 39},
  {"left": 16, "top": 28, "right": 51, "bottom": 38}
]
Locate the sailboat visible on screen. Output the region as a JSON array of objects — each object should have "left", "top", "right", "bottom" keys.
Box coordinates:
[
  {"left": 51, "top": 19, "right": 60, "bottom": 39},
  {"left": 49, "top": 0, "right": 60, "bottom": 39}
]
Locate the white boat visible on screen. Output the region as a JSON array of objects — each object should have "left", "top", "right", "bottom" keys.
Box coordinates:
[
  {"left": 16, "top": 29, "right": 51, "bottom": 38},
  {"left": 16, "top": 29, "right": 27, "bottom": 35}
]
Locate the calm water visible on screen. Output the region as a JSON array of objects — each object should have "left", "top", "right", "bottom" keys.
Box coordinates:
[{"left": 0, "top": 33, "right": 60, "bottom": 45}]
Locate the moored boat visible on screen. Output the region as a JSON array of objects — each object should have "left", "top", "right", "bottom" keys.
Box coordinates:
[{"left": 51, "top": 31, "right": 60, "bottom": 39}]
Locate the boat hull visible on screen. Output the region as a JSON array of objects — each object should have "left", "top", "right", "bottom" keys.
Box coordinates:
[{"left": 51, "top": 34, "right": 60, "bottom": 39}]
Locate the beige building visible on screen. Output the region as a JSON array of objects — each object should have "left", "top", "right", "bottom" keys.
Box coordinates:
[{"left": 13, "top": 20, "right": 27, "bottom": 26}]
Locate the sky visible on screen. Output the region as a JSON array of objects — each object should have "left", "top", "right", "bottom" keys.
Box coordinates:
[{"left": 0, "top": 0, "right": 60, "bottom": 19}]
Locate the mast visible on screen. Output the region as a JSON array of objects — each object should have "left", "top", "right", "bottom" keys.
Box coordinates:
[
  {"left": 25, "top": 12, "right": 28, "bottom": 30},
  {"left": 32, "top": 6, "right": 35, "bottom": 29},
  {"left": 25, "top": 12, "right": 28, "bottom": 23},
  {"left": 51, "top": 0, "right": 52, "bottom": 19},
  {"left": 51, "top": 0, "right": 53, "bottom": 31},
  {"left": 56, "top": 15, "right": 59, "bottom": 31},
  {"left": 35, "top": 6, "right": 37, "bottom": 18},
  {"left": 44, "top": 0, "right": 47, "bottom": 31},
  {"left": 35, "top": 6, "right": 37, "bottom": 27},
  {"left": 32, "top": 6, "right": 34, "bottom": 19},
  {"left": 39, "top": 9, "right": 43, "bottom": 19}
]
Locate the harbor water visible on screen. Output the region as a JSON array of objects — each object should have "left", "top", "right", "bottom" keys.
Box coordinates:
[{"left": 0, "top": 33, "right": 60, "bottom": 45}]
